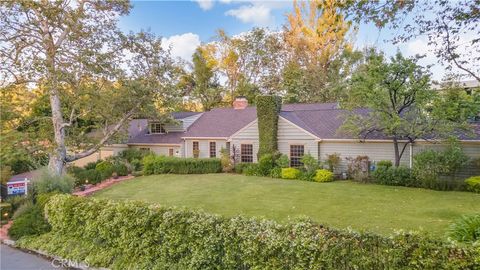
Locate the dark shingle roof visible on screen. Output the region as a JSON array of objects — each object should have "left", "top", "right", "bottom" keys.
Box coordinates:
[
  {"left": 172, "top": 112, "right": 201, "bottom": 119},
  {"left": 183, "top": 107, "right": 257, "bottom": 138}
]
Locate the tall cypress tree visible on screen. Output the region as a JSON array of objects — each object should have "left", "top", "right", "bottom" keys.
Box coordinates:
[{"left": 256, "top": 95, "right": 282, "bottom": 158}]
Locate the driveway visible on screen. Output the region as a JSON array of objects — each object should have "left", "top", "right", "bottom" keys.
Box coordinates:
[{"left": 0, "top": 244, "right": 65, "bottom": 270}]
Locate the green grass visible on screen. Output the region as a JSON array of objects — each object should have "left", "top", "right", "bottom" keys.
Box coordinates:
[{"left": 94, "top": 174, "right": 480, "bottom": 237}]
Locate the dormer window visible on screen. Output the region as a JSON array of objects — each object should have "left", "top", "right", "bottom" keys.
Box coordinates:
[{"left": 149, "top": 122, "right": 166, "bottom": 134}]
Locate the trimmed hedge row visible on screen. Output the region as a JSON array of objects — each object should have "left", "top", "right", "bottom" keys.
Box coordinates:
[
  {"left": 143, "top": 155, "right": 222, "bottom": 174},
  {"left": 18, "top": 195, "right": 480, "bottom": 270}
]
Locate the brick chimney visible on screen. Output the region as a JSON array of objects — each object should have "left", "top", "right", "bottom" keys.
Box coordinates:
[{"left": 233, "top": 96, "right": 248, "bottom": 110}]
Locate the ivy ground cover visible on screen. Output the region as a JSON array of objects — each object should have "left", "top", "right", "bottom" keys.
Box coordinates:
[{"left": 94, "top": 174, "right": 480, "bottom": 237}]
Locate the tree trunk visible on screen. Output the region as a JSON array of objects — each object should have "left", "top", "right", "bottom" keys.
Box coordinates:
[
  {"left": 47, "top": 88, "right": 67, "bottom": 175},
  {"left": 393, "top": 137, "right": 401, "bottom": 167}
]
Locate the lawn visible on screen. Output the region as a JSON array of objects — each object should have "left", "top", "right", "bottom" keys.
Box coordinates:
[{"left": 94, "top": 174, "right": 480, "bottom": 237}]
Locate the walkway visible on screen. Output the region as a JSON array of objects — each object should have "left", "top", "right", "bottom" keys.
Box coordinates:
[{"left": 0, "top": 244, "right": 65, "bottom": 270}]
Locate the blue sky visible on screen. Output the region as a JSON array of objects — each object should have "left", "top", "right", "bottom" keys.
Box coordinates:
[{"left": 119, "top": 0, "right": 447, "bottom": 80}]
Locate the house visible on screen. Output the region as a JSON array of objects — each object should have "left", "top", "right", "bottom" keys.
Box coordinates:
[{"left": 73, "top": 97, "right": 480, "bottom": 174}]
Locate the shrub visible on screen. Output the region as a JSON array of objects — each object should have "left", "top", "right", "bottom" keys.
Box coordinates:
[
  {"left": 345, "top": 156, "right": 370, "bottom": 182},
  {"left": 301, "top": 154, "right": 318, "bottom": 172},
  {"left": 270, "top": 167, "right": 282, "bottom": 178},
  {"left": 16, "top": 194, "right": 480, "bottom": 269},
  {"left": 143, "top": 156, "right": 222, "bottom": 174},
  {"left": 377, "top": 160, "right": 393, "bottom": 168},
  {"left": 314, "top": 169, "right": 334, "bottom": 182},
  {"left": 243, "top": 164, "right": 259, "bottom": 176},
  {"left": 413, "top": 141, "right": 469, "bottom": 190},
  {"left": 75, "top": 169, "right": 103, "bottom": 185},
  {"left": 33, "top": 170, "right": 75, "bottom": 194},
  {"left": 84, "top": 160, "right": 103, "bottom": 170},
  {"left": 299, "top": 170, "right": 316, "bottom": 181},
  {"left": 257, "top": 154, "right": 275, "bottom": 176},
  {"left": 113, "top": 163, "right": 128, "bottom": 176},
  {"left": 95, "top": 161, "right": 114, "bottom": 179},
  {"left": 465, "top": 176, "right": 480, "bottom": 193},
  {"left": 326, "top": 153, "right": 341, "bottom": 172},
  {"left": 372, "top": 166, "right": 417, "bottom": 187},
  {"left": 233, "top": 163, "right": 251, "bottom": 174},
  {"left": 1, "top": 166, "right": 12, "bottom": 184},
  {"left": 6, "top": 196, "right": 29, "bottom": 213},
  {"left": 220, "top": 148, "right": 233, "bottom": 172},
  {"left": 448, "top": 214, "right": 480, "bottom": 244},
  {"left": 9, "top": 204, "right": 50, "bottom": 240},
  {"left": 281, "top": 168, "right": 301, "bottom": 179},
  {"left": 0, "top": 202, "right": 12, "bottom": 221},
  {"left": 12, "top": 201, "right": 34, "bottom": 219},
  {"left": 275, "top": 154, "right": 289, "bottom": 168}
]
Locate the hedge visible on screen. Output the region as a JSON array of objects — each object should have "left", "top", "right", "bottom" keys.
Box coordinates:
[
  {"left": 17, "top": 195, "right": 480, "bottom": 270},
  {"left": 143, "top": 155, "right": 222, "bottom": 174},
  {"left": 256, "top": 95, "right": 281, "bottom": 158}
]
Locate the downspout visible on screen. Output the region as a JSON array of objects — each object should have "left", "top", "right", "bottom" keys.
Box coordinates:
[{"left": 409, "top": 142, "right": 413, "bottom": 169}]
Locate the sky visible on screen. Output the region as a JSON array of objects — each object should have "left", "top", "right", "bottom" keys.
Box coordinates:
[{"left": 118, "top": 0, "right": 450, "bottom": 80}]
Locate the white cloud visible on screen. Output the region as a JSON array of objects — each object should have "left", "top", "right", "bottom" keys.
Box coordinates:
[
  {"left": 225, "top": 3, "right": 274, "bottom": 26},
  {"left": 194, "top": 0, "right": 214, "bottom": 10},
  {"left": 162, "top": 33, "right": 201, "bottom": 62}
]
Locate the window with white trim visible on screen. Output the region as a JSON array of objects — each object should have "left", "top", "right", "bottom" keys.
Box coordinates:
[
  {"left": 169, "top": 148, "right": 174, "bottom": 157},
  {"left": 150, "top": 123, "right": 165, "bottom": 134},
  {"left": 209, "top": 142, "right": 216, "bottom": 158},
  {"left": 193, "top": 141, "right": 199, "bottom": 158},
  {"left": 290, "top": 145, "right": 304, "bottom": 167},
  {"left": 241, "top": 144, "right": 253, "bottom": 163}
]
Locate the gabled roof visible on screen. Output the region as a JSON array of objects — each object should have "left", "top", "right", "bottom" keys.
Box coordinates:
[{"left": 183, "top": 107, "right": 257, "bottom": 138}]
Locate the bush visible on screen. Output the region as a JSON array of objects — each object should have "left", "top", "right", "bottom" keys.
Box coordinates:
[
  {"left": 346, "top": 156, "right": 370, "bottom": 182},
  {"left": 372, "top": 166, "right": 417, "bottom": 187},
  {"left": 299, "top": 170, "right": 316, "bottom": 181},
  {"left": 113, "top": 163, "right": 129, "bottom": 176},
  {"left": 326, "top": 153, "right": 341, "bottom": 172},
  {"left": 275, "top": 154, "right": 289, "bottom": 168},
  {"left": 281, "top": 168, "right": 301, "bottom": 179},
  {"left": 6, "top": 196, "right": 29, "bottom": 213},
  {"left": 256, "top": 95, "right": 281, "bottom": 158},
  {"left": 376, "top": 160, "right": 393, "bottom": 168},
  {"left": 465, "top": 176, "right": 480, "bottom": 193},
  {"left": 84, "top": 160, "right": 103, "bottom": 170},
  {"left": 9, "top": 204, "right": 50, "bottom": 240},
  {"left": 233, "top": 163, "right": 251, "bottom": 174},
  {"left": 12, "top": 201, "right": 34, "bottom": 219},
  {"left": 0, "top": 202, "right": 12, "bottom": 221},
  {"left": 314, "top": 169, "right": 334, "bottom": 182},
  {"left": 448, "top": 214, "right": 480, "bottom": 244},
  {"left": 257, "top": 154, "right": 275, "bottom": 176},
  {"left": 301, "top": 154, "right": 318, "bottom": 172},
  {"left": 95, "top": 161, "right": 114, "bottom": 179},
  {"left": 75, "top": 169, "right": 103, "bottom": 185},
  {"left": 269, "top": 167, "right": 282, "bottom": 178},
  {"left": 15, "top": 194, "right": 480, "bottom": 269},
  {"left": 413, "top": 141, "right": 469, "bottom": 190},
  {"left": 143, "top": 156, "right": 222, "bottom": 174},
  {"left": 243, "top": 164, "right": 259, "bottom": 176},
  {"left": 220, "top": 148, "right": 233, "bottom": 172},
  {"left": 33, "top": 170, "right": 75, "bottom": 194}
]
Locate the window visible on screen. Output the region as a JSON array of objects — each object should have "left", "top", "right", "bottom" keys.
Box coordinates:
[
  {"left": 240, "top": 144, "right": 253, "bottom": 163},
  {"left": 193, "top": 141, "right": 199, "bottom": 158},
  {"left": 150, "top": 122, "right": 165, "bottom": 134},
  {"left": 226, "top": 142, "right": 230, "bottom": 152},
  {"left": 290, "top": 145, "right": 305, "bottom": 167},
  {"left": 139, "top": 147, "right": 150, "bottom": 152},
  {"left": 169, "top": 148, "right": 174, "bottom": 157},
  {"left": 209, "top": 142, "right": 216, "bottom": 158}
]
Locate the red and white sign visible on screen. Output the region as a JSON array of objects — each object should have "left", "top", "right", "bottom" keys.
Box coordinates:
[{"left": 7, "top": 179, "right": 28, "bottom": 195}]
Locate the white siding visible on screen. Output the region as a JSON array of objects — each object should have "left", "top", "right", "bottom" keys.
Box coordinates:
[
  {"left": 277, "top": 117, "right": 319, "bottom": 161},
  {"left": 319, "top": 141, "right": 411, "bottom": 172},
  {"left": 184, "top": 139, "right": 227, "bottom": 158},
  {"left": 182, "top": 114, "right": 203, "bottom": 130},
  {"left": 70, "top": 144, "right": 128, "bottom": 167},
  {"left": 130, "top": 145, "right": 182, "bottom": 157},
  {"left": 229, "top": 120, "right": 260, "bottom": 162}
]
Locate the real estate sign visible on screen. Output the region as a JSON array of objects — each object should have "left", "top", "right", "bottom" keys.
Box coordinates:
[{"left": 7, "top": 179, "right": 28, "bottom": 195}]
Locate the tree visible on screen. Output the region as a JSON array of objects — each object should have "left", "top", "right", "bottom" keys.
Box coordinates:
[
  {"left": 349, "top": 0, "right": 480, "bottom": 82},
  {"left": 0, "top": 1, "right": 179, "bottom": 175},
  {"left": 341, "top": 51, "right": 459, "bottom": 167},
  {"left": 190, "top": 47, "right": 223, "bottom": 111},
  {"left": 283, "top": 0, "right": 361, "bottom": 102}
]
